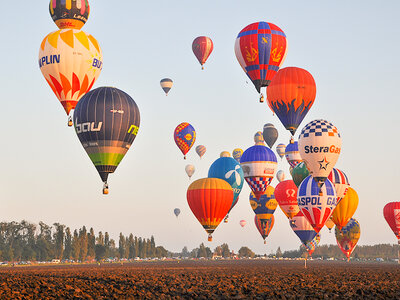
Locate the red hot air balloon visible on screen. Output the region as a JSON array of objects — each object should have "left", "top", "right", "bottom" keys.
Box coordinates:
[
  {"left": 254, "top": 215, "right": 274, "bottom": 244},
  {"left": 192, "top": 36, "right": 213, "bottom": 70},
  {"left": 383, "top": 202, "right": 400, "bottom": 241},
  {"left": 274, "top": 180, "right": 300, "bottom": 219},
  {"left": 187, "top": 178, "right": 233, "bottom": 241}
]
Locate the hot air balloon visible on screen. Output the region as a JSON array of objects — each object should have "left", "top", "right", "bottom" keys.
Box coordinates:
[
  {"left": 249, "top": 186, "right": 278, "bottom": 220},
  {"left": 291, "top": 162, "right": 310, "bottom": 187},
  {"left": 185, "top": 164, "right": 195, "bottom": 179},
  {"left": 383, "top": 202, "right": 400, "bottom": 241},
  {"left": 195, "top": 145, "right": 206, "bottom": 159},
  {"left": 234, "top": 22, "right": 287, "bottom": 96},
  {"left": 328, "top": 168, "right": 350, "bottom": 204},
  {"left": 39, "top": 29, "right": 103, "bottom": 126},
  {"left": 220, "top": 151, "right": 231, "bottom": 158},
  {"left": 298, "top": 120, "right": 342, "bottom": 189},
  {"left": 49, "top": 0, "right": 90, "bottom": 30},
  {"left": 192, "top": 36, "right": 213, "bottom": 69},
  {"left": 297, "top": 175, "right": 337, "bottom": 233},
  {"left": 276, "top": 170, "right": 285, "bottom": 182},
  {"left": 254, "top": 131, "right": 265, "bottom": 145},
  {"left": 275, "top": 180, "right": 300, "bottom": 219},
  {"left": 73, "top": 87, "right": 140, "bottom": 194},
  {"left": 160, "top": 78, "right": 173, "bottom": 96},
  {"left": 174, "top": 123, "right": 196, "bottom": 159},
  {"left": 290, "top": 211, "right": 317, "bottom": 247},
  {"left": 240, "top": 220, "right": 247, "bottom": 228},
  {"left": 285, "top": 137, "right": 303, "bottom": 168},
  {"left": 255, "top": 215, "right": 274, "bottom": 244},
  {"left": 187, "top": 178, "right": 233, "bottom": 241},
  {"left": 335, "top": 218, "right": 361, "bottom": 261},
  {"left": 331, "top": 187, "right": 358, "bottom": 230},
  {"left": 325, "top": 217, "right": 335, "bottom": 233},
  {"left": 240, "top": 145, "right": 277, "bottom": 200},
  {"left": 266, "top": 67, "right": 316, "bottom": 136},
  {"left": 232, "top": 148, "right": 243, "bottom": 163},
  {"left": 276, "top": 143, "right": 286, "bottom": 159},
  {"left": 263, "top": 124, "right": 278, "bottom": 148},
  {"left": 208, "top": 157, "right": 244, "bottom": 222},
  {"left": 305, "top": 233, "right": 321, "bottom": 256},
  {"left": 174, "top": 208, "right": 181, "bottom": 218}
]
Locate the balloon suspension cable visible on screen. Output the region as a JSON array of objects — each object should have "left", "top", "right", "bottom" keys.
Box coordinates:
[
  {"left": 224, "top": 215, "right": 229, "bottom": 223},
  {"left": 103, "top": 182, "right": 109, "bottom": 195},
  {"left": 208, "top": 234, "right": 212, "bottom": 242},
  {"left": 184, "top": 155, "right": 186, "bottom": 160},
  {"left": 67, "top": 116, "right": 73, "bottom": 127},
  {"left": 259, "top": 93, "right": 264, "bottom": 103},
  {"left": 201, "top": 65, "right": 204, "bottom": 70}
]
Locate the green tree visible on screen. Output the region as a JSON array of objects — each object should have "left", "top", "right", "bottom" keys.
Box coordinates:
[
  {"left": 87, "top": 228, "right": 96, "bottom": 259},
  {"left": 276, "top": 246, "right": 282, "bottom": 258},
  {"left": 71, "top": 229, "right": 80, "bottom": 261},
  {"left": 53, "top": 223, "right": 65, "bottom": 260},
  {"left": 221, "top": 243, "right": 230, "bottom": 258},
  {"left": 64, "top": 227, "right": 72, "bottom": 260},
  {"left": 238, "top": 246, "right": 255, "bottom": 258},
  {"left": 119, "top": 233, "right": 126, "bottom": 258},
  {"left": 79, "top": 226, "right": 88, "bottom": 261},
  {"left": 95, "top": 244, "right": 106, "bottom": 261}
]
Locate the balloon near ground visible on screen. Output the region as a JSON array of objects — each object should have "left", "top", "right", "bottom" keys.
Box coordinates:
[
  {"left": 186, "top": 178, "right": 233, "bottom": 241},
  {"left": 195, "top": 145, "right": 206, "bottom": 159},
  {"left": 240, "top": 145, "right": 277, "bottom": 200},
  {"left": 192, "top": 36, "right": 213, "bottom": 69},
  {"left": 266, "top": 67, "right": 316, "bottom": 136},
  {"left": 174, "top": 123, "right": 196, "bottom": 159},
  {"left": 335, "top": 218, "right": 361, "bottom": 261},
  {"left": 297, "top": 176, "right": 337, "bottom": 233},
  {"left": 383, "top": 202, "right": 400, "bottom": 241},
  {"left": 285, "top": 138, "right": 303, "bottom": 168},
  {"left": 254, "top": 215, "right": 274, "bottom": 244},
  {"left": 160, "top": 78, "right": 173, "bottom": 96},
  {"left": 249, "top": 186, "right": 278, "bottom": 221},
  {"left": 49, "top": 0, "right": 90, "bottom": 30},
  {"left": 298, "top": 119, "right": 342, "bottom": 189},
  {"left": 73, "top": 87, "right": 140, "bottom": 194},
  {"left": 234, "top": 21, "right": 287, "bottom": 93},
  {"left": 328, "top": 168, "right": 350, "bottom": 204},
  {"left": 275, "top": 180, "right": 300, "bottom": 219},
  {"left": 291, "top": 162, "right": 310, "bottom": 188},
  {"left": 331, "top": 187, "right": 358, "bottom": 230},
  {"left": 262, "top": 123, "right": 278, "bottom": 148},
  {"left": 39, "top": 29, "right": 103, "bottom": 125},
  {"left": 305, "top": 233, "right": 321, "bottom": 256}
]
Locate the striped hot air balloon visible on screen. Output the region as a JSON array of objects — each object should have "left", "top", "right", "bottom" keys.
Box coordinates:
[
  {"left": 73, "top": 87, "right": 140, "bottom": 194},
  {"left": 187, "top": 178, "right": 233, "bottom": 241},
  {"left": 174, "top": 123, "right": 196, "bottom": 159},
  {"left": 297, "top": 175, "right": 337, "bottom": 233},
  {"left": 289, "top": 211, "right": 317, "bottom": 247},
  {"left": 39, "top": 29, "right": 103, "bottom": 126},
  {"left": 285, "top": 137, "right": 303, "bottom": 168},
  {"left": 192, "top": 36, "right": 213, "bottom": 69},
  {"left": 160, "top": 78, "right": 173, "bottom": 96},
  {"left": 49, "top": 0, "right": 90, "bottom": 30},
  {"left": 328, "top": 168, "right": 350, "bottom": 204},
  {"left": 335, "top": 218, "right": 361, "bottom": 261},
  {"left": 255, "top": 215, "right": 274, "bottom": 244},
  {"left": 195, "top": 145, "right": 206, "bottom": 159}
]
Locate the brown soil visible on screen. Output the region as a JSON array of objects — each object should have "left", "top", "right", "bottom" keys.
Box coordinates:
[{"left": 0, "top": 260, "right": 399, "bottom": 299}]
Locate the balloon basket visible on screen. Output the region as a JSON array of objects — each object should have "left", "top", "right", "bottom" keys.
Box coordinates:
[
  {"left": 224, "top": 216, "right": 229, "bottom": 223},
  {"left": 103, "top": 182, "right": 109, "bottom": 195},
  {"left": 67, "top": 116, "right": 73, "bottom": 127},
  {"left": 263, "top": 240, "right": 266, "bottom": 245},
  {"left": 208, "top": 234, "right": 212, "bottom": 242}
]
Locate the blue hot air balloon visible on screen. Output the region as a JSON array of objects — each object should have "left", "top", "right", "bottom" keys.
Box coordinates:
[
  {"left": 208, "top": 157, "right": 244, "bottom": 221},
  {"left": 285, "top": 137, "right": 302, "bottom": 168},
  {"left": 290, "top": 211, "right": 317, "bottom": 246}
]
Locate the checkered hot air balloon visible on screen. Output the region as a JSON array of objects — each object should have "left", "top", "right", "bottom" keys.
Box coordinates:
[
  {"left": 275, "top": 180, "right": 300, "bottom": 219},
  {"left": 328, "top": 168, "right": 350, "bottom": 204},
  {"left": 298, "top": 119, "right": 342, "bottom": 189},
  {"left": 240, "top": 145, "right": 277, "bottom": 200},
  {"left": 289, "top": 211, "right": 317, "bottom": 247},
  {"left": 383, "top": 202, "right": 400, "bottom": 241},
  {"left": 254, "top": 215, "right": 274, "bottom": 244},
  {"left": 285, "top": 137, "right": 303, "bottom": 168},
  {"left": 297, "top": 175, "right": 337, "bottom": 233},
  {"left": 335, "top": 218, "right": 360, "bottom": 261},
  {"left": 174, "top": 123, "right": 196, "bottom": 159},
  {"left": 192, "top": 36, "right": 213, "bottom": 69},
  {"left": 49, "top": 0, "right": 90, "bottom": 30},
  {"left": 234, "top": 22, "right": 287, "bottom": 94}
]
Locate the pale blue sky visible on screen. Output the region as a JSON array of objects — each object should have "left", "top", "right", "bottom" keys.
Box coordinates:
[{"left": 1, "top": 0, "right": 399, "bottom": 254}]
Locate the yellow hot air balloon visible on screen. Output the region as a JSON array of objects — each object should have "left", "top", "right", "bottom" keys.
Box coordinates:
[
  {"left": 325, "top": 217, "right": 335, "bottom": 233},
  {"left": 39, "top": 29, "right": 103, "bottom": 126},
  {"left": 331, "top": 187, "right": 359, "bottom": 230}
]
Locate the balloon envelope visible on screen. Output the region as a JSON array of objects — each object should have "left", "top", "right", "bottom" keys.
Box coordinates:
[
  {"left": 185, "top": 165, "right": 195, "bottom": 179},
  {"left": 275, "top": 180, "right": 300, "bottom": 219},
  {"left": 174, "top": 123, "right": 196, "bottom": 158},
  {"left": 276, "top": 143, "right": 286, "bottom": 159},
  {"left": 276, "top": 170, "right": 285, "bottom": 182},
  {"left": 383, "top": 202, "right": 400, "bottom": 240},
  {"left": 220, "top": 151, "right": 231, "bottom": 158},
  {"left": 254, "top": 131, "right": 265, "bottom": 145},
  {"left": 291, "top": 162, "right": 310, "bottom": 187},
  {"left": 285, "top": 138, "right": 303, "bottom": 168},
  {"left": 174, "top": 208, "right": 181, "bottom": 217},
  {"left": 335, "top": 218, "right": 360, "bottom": 260},
  {"left": 325, "top": 217, "right": 335, "bottom": 232},
  {"left": 255, "top": 215, "right": 274, "bottom": 242},
  {"left": 290, "top": 211, "right": 317, "bottom": 246},
  {"left": 232, "top": 148, "right": 243, "bottom": 163},
  {"left": 49, "top": 0, "right": 90, "bottom": 30},
  {"left": 195, "top": 145, "right": 206, "bottom": 158},
  {"left": 249, "top": 186, "right": 278, "bottom": 220},
  {"left": 239, "top": 220, "right": 247, "bottom": 227},
  {"left": 263, "top": 123, "right": 278, "bottom": 148},
  {"left": 331, "top": 187, "right": 358, "bottom": 230},
  {"left": 328, "top": 168, "right": 350, "bottom": 203},
  {"left": 160, "top": 78, "right": 173, "bottom": 95},
  {"left": 192, "top": 36, "right": 213, "bottom": 68}
]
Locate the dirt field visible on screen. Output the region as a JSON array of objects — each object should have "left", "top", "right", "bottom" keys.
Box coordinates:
[{"left": 0, "top": 260, "right": 399, "bottom": 299}]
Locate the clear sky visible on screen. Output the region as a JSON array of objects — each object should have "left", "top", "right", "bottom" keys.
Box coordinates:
[{"left": 1, "top": 0, "right": 400, "bottom": 254}]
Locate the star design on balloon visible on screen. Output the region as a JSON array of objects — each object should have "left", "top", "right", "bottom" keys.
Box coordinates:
[
  {"left": 289, "top": 220, "right": 297, "bottom": 228},
  {"left": 318, "top": 157, "right": 330, "bottom": 170}
]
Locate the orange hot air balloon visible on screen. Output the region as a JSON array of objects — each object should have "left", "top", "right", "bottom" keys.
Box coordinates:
[
  {"left": 254, "top": 215, "right": 274, "bottom": 244},
  {"left": 267, "top": 67, "right": 316, "bottom": 136},
  {"left": 331, "top": 187, "right": 359, "bottom": 230},
  {"left": 325, "top": 217, "right": 335, "bottom": 233},
  {"left": 187, "top": 178, "right": 233, "bottom": 241}
]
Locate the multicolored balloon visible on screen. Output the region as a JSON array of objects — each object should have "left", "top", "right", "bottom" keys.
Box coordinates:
[
  {"left": 291, "top": 162, "right": 310, "bottom": 187},
  {"left": 174, "top": 208, "right": 181, "bottom": 218},
  {"left": 195, "top": 145, "right": 206, "bottom": 159},
  {"left": 240, "top": 220, "right": 247, "bottom": 228},
  {"left": 305, "top": 233, "right": 321, "bottom": 256},
  {"left": 232, "top": 148, "right": 243, "bottom": 163},
  {"left": 383, "top": 202, "right": 400, "bottom": 241},
  {"left": 220, "top": 151, "right": 231, "bottom": 158},
  {"left": 187, "top": 178, "right": 233, "bottom": 241},
  {"left": 275, "top": 180, "right": 300, "bottom": 219},
  {"left": 249, "top": 186, "right": 278, "bottom": 220},
  {"left": 185, "top": 164, "right": 195, "bottom": 179},
  {"left": 266, "top": 67, "right": 316, "bottom": 136},
  {"left": 255, "top": 215, "right": 275, "bottom": 244},
  {"left": 328, "top": 168, "right": 350, "bottom": 203},
  {"left": 73, "top": 87, "right": 140, "bottom": 194},
  {"left": 335, "top": 218, "right": 361, "bottom": 261},
  {"left": 192, "top": 36, "right": 213, "bottom": 69},
  {"left": 240, "top": 145, "right": 277, "bottom": 200},
  {"left": 276, "top": 170, "right": 285, "bottom": 182},
  {"left": 39, "top": 29, "right": 103, "bottom": 125},
  {"left": 297, "top": 175, "right": 337, "bottom": 233},
  {"left": 298, "top": 120, "right": 342, "bottom": 189},
  {"left": 290, "top": 210, "right": 317, "bottom": 246},
  {"left": 331, "top": 187, "right": 358, "bottom": 230},
  {"left": 49, "top": 0, "right": 90, "bottom": 30},
  {"left": 276, "top": 143, "right": 286, "bottom": 159},
  {"left": 174, "top": 122, "right": 196, "bottom": 159},
  {"left": 160, "top": 78, "right": 173, "bottom": 96},
  {"left": 263, "top": 123, "right": 278, "bottom": 148},
  {"left": 254, "top": 131, "right": 265, "bottom": 145},
  {"left": 234, "top": 21, "right": 287, "bottom": 93},
  {"left": 285, "top": 138, "right": 303, "bottom": 168}
]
